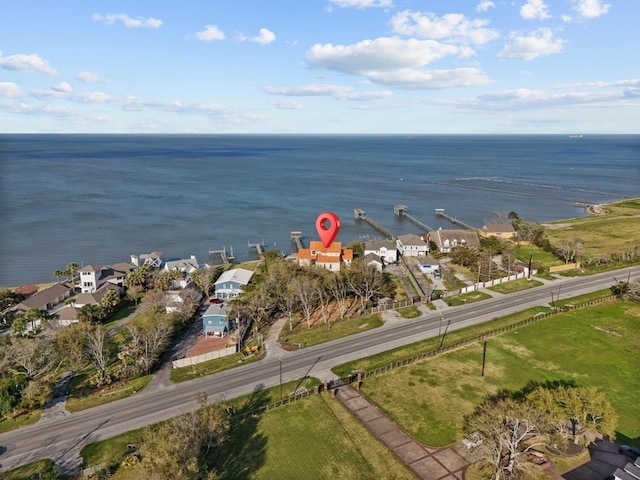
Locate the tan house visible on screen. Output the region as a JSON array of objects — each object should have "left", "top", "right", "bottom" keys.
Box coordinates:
[
  {"left": 297, "top": 241, "right": 353, "bottom": 272},
  {"left": 431, "top": 229, "right": 480, "bottom": 253},
  {"left": 480, "top": 224, "right": 517, "bottom": 239}
]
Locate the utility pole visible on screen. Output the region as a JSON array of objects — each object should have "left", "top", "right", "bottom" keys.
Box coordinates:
[
  {"left": 481, "top": 340, "right": 487, "bottom": 376},
  {"left": 279, "top": 357, "right": 283, "bottom": 402}
]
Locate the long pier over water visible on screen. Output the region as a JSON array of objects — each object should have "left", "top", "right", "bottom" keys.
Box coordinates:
[
  {"left": 354, "top": 209, "right": 396, "bottom": 240},
  {"left": 434, "top": 209, "right": 476, "bottom": 230},
  {"left": 394, "top": 205, "right": 433, "bottom": 232}
]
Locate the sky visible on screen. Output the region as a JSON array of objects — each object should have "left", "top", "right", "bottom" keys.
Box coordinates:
[{"left": 0, "top": 0, "right": 638, "bottom": 134}]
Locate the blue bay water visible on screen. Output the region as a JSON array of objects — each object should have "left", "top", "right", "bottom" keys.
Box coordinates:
[{"left": 1, "top": 134, "right": 639, "bottom": 286}]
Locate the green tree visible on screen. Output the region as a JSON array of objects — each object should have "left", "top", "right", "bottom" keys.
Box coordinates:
[
  {"left": 53, "top": 269, "right": 65, "bottom": 283},
  {"left": 125, "top": 266, "right": 149, "bottom": 289},
  {"left": 99, "top": 289, "right": 121, "bottom": 316}
]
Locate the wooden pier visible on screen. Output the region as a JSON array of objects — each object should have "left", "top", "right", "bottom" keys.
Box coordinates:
[
  {"left": 290, "top": 231, "right": 304, "bottom": 251},
  {"left": 354, "top": 209, "right": 396, "bottom": 240},
  {"left": 434, "top": 209, "right": 476, "bottom": 230},
  {"left": 394, "top": 205, "right": 433, "bottom": 232},
  {"left": 209, "top": 245, "right": 234, "bottom": 264},
  {"left": 248, "top": 240, "right": 265, "bottom": 257}
]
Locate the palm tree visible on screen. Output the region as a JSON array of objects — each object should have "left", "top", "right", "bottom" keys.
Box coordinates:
[
  {"left": 65, "top": 262, "right": 79, "bottom": 282},
  {"left": 53, "top": 269, "right": 65, "bottom": 283}
]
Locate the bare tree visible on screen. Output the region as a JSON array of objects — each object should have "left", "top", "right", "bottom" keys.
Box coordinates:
[
  {"left": 291, "top": 274, "right": 319, "bottom": 329},
  {"left": 84, "top": 324, "right": 114, "bottom": 373},
  {"left": 556, "top": 238, "right": 584, "bottom": 264},
  {"left": 122, "top": 321, "right": 172, "bottom": 375},
  {"left": 2, "top": 337, "right": 59, "bottom": 380},
  {"left": 144, "top": 288, "right": 167, "bottom": 311},
  {"left": 327, "top": 271, "right": 352, "bottom": 319},
  {"left": 466, "top": 397, "right": 546, "bottom": 479}
]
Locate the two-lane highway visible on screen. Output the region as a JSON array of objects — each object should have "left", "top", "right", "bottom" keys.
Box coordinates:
[{"left": 1, "top": 266, "right": 638, "bottom": 472}]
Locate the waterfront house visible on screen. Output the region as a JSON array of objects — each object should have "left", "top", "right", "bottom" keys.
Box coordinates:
[
  {"left": 480, "top": 224, "right": 516, "bottom": 239},
  {"left": 73, "top": 283, "right": 122, "bottom": 308},
  {"left": 130, "top": 251, "right": 163, "bottom": 268},
  {"left": 364, "top": 239, "right": 398, "bottom": 264},
  {"left": 214, "top": 268, "right": 254, "bottom": 300},
  {"left": 431, "top": 229, "right": 480, "bottom": 253},
  {"left": 79, "top": 262, "right": 136, "bottom": 293},
  {"left": 396, "top": 234, "right": 429, "bottom": 257},
  {"left": 16, "top": 282, "right": 74, "bottom": 312},
  {"left": 202, "top": 303, "right": 229, "bottom": 337},
  {"left": 297, "top": 241, "right": 354, "bottom": 272},
  {"left": 14, "top": 284, "right": 38, "bottom": 297},
  {"left": 163, "top": 255, "right": 199, "bottom": 274}
]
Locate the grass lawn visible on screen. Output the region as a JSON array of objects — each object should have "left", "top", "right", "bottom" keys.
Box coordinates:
[
  {"left": 0, "top": 459, "right": 57, "bottom": 480},
  {"left": 358, "top": 300, "right": 640, "bottom": 448},
  {"left": 66, "top": 375, "right": 152, "bottom": 413},
  {"left": 170, "top": 351, "right": 263, "bottom": 383},
  {"left": 444, "top": 290, "right": 492, "bottom": 306},
  {"left": 396, "top": 305, "right": 421, "bottom": 318},
  {"left": 488, "top": 278, "right": 544, "bottom": 294},
  {"left": 0, "top": 409, "right": 41, "bottom": 434},
  {"left": 280, "top": 313, "right": 383, "bottom": 350},
  {"left": 514, "top": 244, "right": 561, "bottom": 268},
  {"left": 216, "top": 393, "right": 416, "bottom": 480},
  {"left": 333, "top": 306, "right": 552, "bottom": 377}
]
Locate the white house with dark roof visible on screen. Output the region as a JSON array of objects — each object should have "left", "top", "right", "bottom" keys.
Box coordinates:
[
  {"left": 431, "top": 229, "right": 480, "bottom": 253},
  {"left": 364, "top": 252, "right": 384, "bottom": 272},
  {"left": 364, "top": 239, "right": 398, "bottom": 264},
  {"left": 79, "top": 262, "right": 135, "bottom": 293},
  {"left": 214, "top": 268, "right": 254, "bottom": 299},
  {"left": 396, "top": 234, "right": 429, "bottom": 257},
  {"left": 163, "top": 255, "right": 199, "bottom": 274},
  {"left": 165, "top": 282, "right": 203, "bottom": 314}
]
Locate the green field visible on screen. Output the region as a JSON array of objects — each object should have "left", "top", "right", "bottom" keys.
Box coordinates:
[{"left": 358, "top": 300, "right": 640, "bottom": 448}]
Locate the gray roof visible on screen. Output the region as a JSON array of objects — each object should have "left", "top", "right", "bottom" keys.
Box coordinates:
[
  {"left": 215, "top": 268, "right": 254, "bottom": 286},
  {"left": 364, "top": 253, "right": 383, "bottom": 264},
  {"left": 432, "top": 229, "right": 480, "bottom": 248},
  {"left": 21, "top": 282, "right": 73, "bottom": 308},
  {"left": 397, "top": 234, "right": 427, "bottom": 246},
  {"left": 365, "top": 239, "right": 396, "bottom": 250}
]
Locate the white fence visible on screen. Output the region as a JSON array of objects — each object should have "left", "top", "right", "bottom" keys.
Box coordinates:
[
  {"left": 458, "top": 272, "right": 529, "bottom": 294},
  {"left": 172, "top": 345, "right": 237, "bottom": 368}
]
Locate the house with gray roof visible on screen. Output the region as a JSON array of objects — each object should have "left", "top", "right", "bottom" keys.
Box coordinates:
[
  {"left": 79, "top": 262, "right": 135, "bottom": 293},
  {"left": 364, "top": 239, "right": 398, "bottom": 264},
  {"left": 163, "top": 255, "right": 199, "bottom": 274},
  {"left": 202, "top": 303, "right": 230, "bottom": 337},
  {"left": 396, "top": 234, "right": 429, "bottom": 257},
  {"left": 17, "top": 282, "right": 74, "bottom": 312},
  {"left": 431, "top": 229, "right": 480, "bottom": 253},
  {"left": 214, "top": 268, "right": 254, "bottom": 299}
]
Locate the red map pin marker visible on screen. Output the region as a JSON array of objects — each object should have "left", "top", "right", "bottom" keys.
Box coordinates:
[{"left": 316, "top": 212, "right": 341, "bottom": 248}]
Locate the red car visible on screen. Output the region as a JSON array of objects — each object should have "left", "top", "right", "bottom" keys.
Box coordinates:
[{"left": 209, "top": 298, "right": 223, "bottom": 304}]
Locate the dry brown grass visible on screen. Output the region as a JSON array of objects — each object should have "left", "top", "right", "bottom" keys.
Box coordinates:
[{"left": 542, "top": 198, "right": 640, "bottom": 256}]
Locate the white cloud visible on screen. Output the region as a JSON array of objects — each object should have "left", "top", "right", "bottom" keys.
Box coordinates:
[
  {"left": 264, "top": 83, "right": 393, "bottom": 100},
  {"left": 327, "top": 0, "right": 393, "bottom": 8},
  {"left": 0, "top": 82, "right": 22, "bottom": 98},
  {"left": 239, "top": 28, "right": 276, "bottom": 45},
  {"left": 572, "top": 0, "right": 610, "bottom": 18},
  {"left": 307, "top": 37, "right": 463, "bottom": 75},
  {"left": 92, "top": 13, "right": 162, "bottom": 28},
  {"left": 194, "top": 25, "right": 226, "bottom": 42},
  {"left": 264, "top": 84, "right": 356, "bottom": 97},
  {"left": 76, "top": 71, "right": 107, "bottom": 83},
  {"left": 477, "top": 1, "right": 495, "bottom": 12},
  {"left": 498, "top": 28, "right": 564, "bottom": 60},
  {"left": 366, "top": 67, "right": 492, "bottom": 89},
  {"left": 0, "top": 53, "right": 56, "bottom": 75},
  {"left": 520, "top": 0, "right": 551, "bottom": 20},
  {"left": 268, "top": 99, "right": 303, "bottom": 110},
  {"left": 390, "top": 11, "right": 499, "bottom": 45},
  {"left": 52, "top": 82, "right": 72, "bottom": 93}
]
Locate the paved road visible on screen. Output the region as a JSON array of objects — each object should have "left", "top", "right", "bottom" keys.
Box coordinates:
[{"left": 0, "top": 266, "right": 638, "bottom": 472}]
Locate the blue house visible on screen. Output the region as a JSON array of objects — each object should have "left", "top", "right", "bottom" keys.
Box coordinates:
[
  {"left": 213, "top": 268, "right": 254, "bottom": 300},
  {"left": 202, "top": 303, "right": 229, "bottom": 337}
]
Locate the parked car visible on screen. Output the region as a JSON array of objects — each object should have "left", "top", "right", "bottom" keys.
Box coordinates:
[
  {"left": 619, "top": 444, "right": 640, "bottom": 458},
  {"left": 209, "top": 298, "right": 223, "bottom": 304}
]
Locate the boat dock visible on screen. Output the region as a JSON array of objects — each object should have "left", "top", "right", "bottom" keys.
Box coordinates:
[
  {"left": 290, "top": 231, "right": 304, "bottom": 251},
  {"left": 209, "top": 245, "right": 234, "bottom": 264},
  {"left": 354, "top": 209, "right": 396, "bottom": 240},
  {"left": 248, "top": 240, "right": 265, "bottom": 257},
  {"left": 394, "top": 205, "right": 433, "bottom": 232},
  {"left": 434, "top": 209, "right": 476, "bottom": 230}
]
